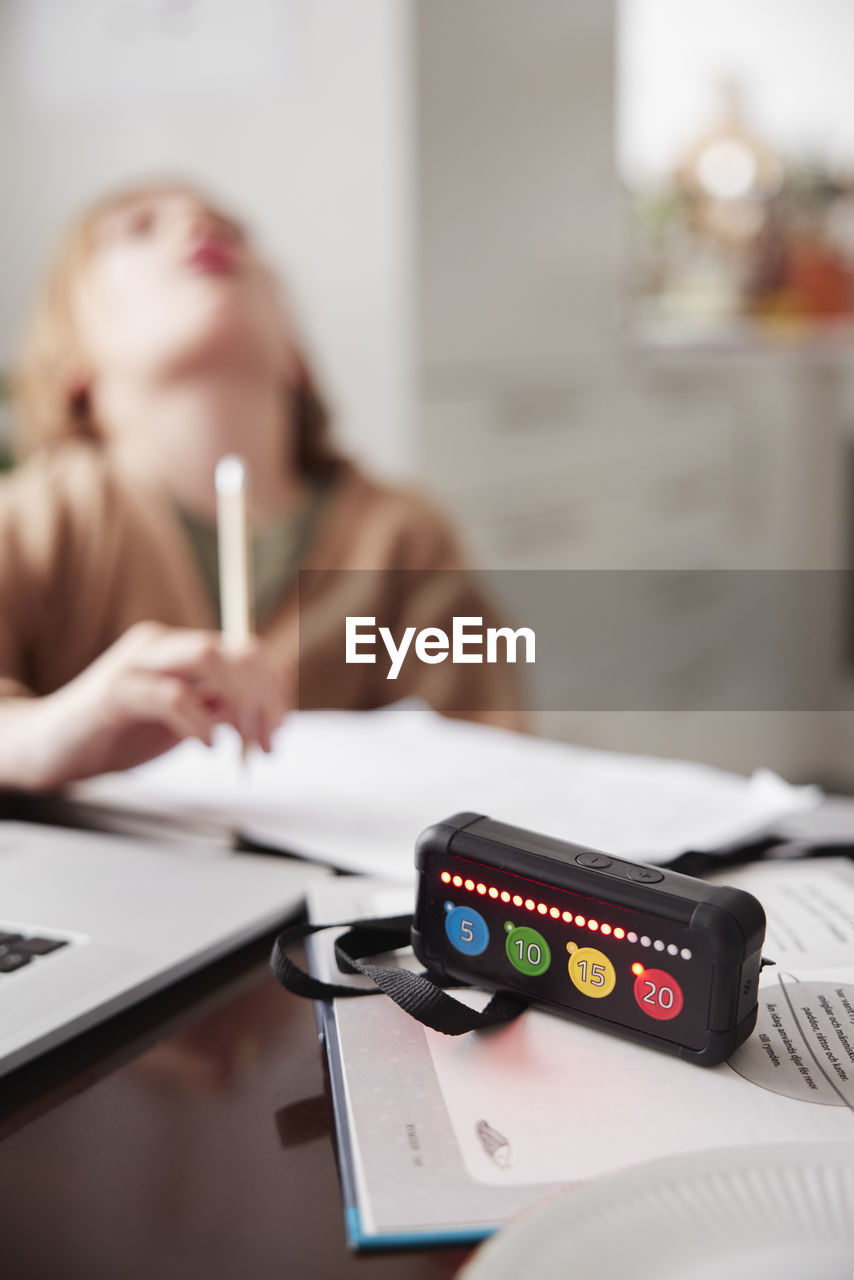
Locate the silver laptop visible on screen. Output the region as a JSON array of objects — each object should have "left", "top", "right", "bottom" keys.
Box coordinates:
[{"left": 0, "top": 820, "right": 329, "bottom": 1077}]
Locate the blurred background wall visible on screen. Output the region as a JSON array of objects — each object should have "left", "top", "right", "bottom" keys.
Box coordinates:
[
  {"left": 2, "top": 0, "right": 854, "bottom": 786},
  {"left": 0, "top": 0, "right": 416, "bottom": 473}
]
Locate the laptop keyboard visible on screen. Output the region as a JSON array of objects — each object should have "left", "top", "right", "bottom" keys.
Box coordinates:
[{"left": 0, "top": 931, "right": 69, "bottom": 975}]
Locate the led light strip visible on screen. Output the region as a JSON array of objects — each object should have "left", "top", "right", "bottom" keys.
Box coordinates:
[{"left": 439, "top": 869, "right": 692, "bottom": 960}]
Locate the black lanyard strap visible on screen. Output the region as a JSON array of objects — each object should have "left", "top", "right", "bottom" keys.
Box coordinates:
[{"left": 270, "top": 913, "right": 528, "bottom": 1036}]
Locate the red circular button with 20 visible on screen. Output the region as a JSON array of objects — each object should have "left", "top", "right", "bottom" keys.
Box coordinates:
[{"left": 633, "top": 968, "right": 683, "bottom": 1020}]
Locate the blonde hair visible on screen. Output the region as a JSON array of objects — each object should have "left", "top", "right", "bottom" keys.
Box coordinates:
[{"left": 12, "top": 180, "right": 340, "bottom": 478}]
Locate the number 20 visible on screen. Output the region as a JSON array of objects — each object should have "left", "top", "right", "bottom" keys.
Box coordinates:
[{"left": 643, "top": 979, "right": 674, "bottom": 1009}]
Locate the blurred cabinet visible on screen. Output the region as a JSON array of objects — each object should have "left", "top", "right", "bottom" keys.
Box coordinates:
[
  {"left": 421, "top": 363, "right": 847, "bottom": 573},
  {"left": 417, "top": 363, "right": 850, "bottom": 780},
  {"left": 421, "top": 380, "right": 736, "bottom": 569}
]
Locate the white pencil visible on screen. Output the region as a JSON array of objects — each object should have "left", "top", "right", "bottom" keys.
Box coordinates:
[{"left": 215, "top": 455, "right": 253, "bottom": 760}]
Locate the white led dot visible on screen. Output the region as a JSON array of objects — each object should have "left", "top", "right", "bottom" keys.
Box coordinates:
[
  {"left": 627, "top": 931, "right": 638, "bottom": 943},
  {"left": 681, "top": 948, "right": 692, "bottom": 960},
  {"left": 640, "top": 935, "right": 651, "bottom": 947},
  {"left": 667, "top": 944, "right": 678, "bottom": 956},
  {"left": 654, "top": 939, "right": 665, "bottom": 952}
]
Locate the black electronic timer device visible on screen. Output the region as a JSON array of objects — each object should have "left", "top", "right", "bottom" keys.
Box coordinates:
[{"left": 411, "top": 814, "right": 767, "bottom": 1066}]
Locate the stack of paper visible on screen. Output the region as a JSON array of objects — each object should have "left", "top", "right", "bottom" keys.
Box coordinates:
[{"left": 74, "top": 702, "right": 820, "bottom": 881}]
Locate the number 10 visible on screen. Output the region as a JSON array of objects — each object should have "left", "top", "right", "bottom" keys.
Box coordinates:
[{"left": 515, "top": 938, "right": 541, "bottom": 966}]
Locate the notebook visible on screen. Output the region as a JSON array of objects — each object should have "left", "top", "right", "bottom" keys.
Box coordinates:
[{"left": 304, "top": 857, "right": 854, "bottom": 1249}]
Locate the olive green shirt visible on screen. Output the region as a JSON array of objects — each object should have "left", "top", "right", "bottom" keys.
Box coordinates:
[{"left": 178, "top": 485, "right": 327, "bottom": 627}]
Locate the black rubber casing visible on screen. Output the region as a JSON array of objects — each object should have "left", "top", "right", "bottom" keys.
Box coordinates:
[{"left": 411, "top": 813, "right": 766, "bottom": 1067}]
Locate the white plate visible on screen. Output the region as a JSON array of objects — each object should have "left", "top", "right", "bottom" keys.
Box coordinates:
[{"left": 461, "top": 1143, "right": 854, "bottom": 1280}]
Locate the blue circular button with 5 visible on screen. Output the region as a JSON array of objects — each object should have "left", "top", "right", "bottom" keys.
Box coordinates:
[{"left": 444, "top": 902, "right": 489, "bottom": 956}]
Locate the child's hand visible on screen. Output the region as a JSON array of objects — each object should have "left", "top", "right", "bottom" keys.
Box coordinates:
[{"left": 18, "top": 621, "right": 290, "bottom": 789}]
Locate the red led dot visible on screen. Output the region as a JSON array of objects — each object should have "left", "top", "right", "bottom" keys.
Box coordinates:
[
  {"left": 549, "top": 907, "right": 560, "bottom": 919},
  {"left": 631, "top": 962, "right": 645, "bottom": 976},
  {"left": 588, "top": 920, "right": 599, "bottom": 931},
  {"left": 562, "top": 911, "right": 573, "bottom": 922},
  {"left": 537, "top": 903, "right": 548, "bottom": 915},
  {"left": 452, "top": 876, "right": 462, "bottom": 887},
  {"left": 575, "top": 915, "right": 586, "bottom": 927},
  {"left": 440, "top": 871, "right": 451, "bottom": 884},
  {"left": 501, "top": 891, "right": 511, "bottom": 903},
  {"left": 464, "top": 880, "right": 474, "bottom": 892},
  {"left": 513, "top": 895, "right": 523, "bottom": 907},
  {"left": 476, "top": 883, "right": 486, "bottom": 895},
  {"left": 600, "top": 923, "right": 612, "bottom": 936},
  {"left": 525, "top": 899, "right": 535, "bottom": 911},
  {"left": 489, "top": 887, "right": 499, "bottom": 899},
  {"left": 614, "top": 927, "right": 625, "bottom": 940}
]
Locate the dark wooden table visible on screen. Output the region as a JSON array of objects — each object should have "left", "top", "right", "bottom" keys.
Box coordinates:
[
  {"left": 0, "top": 928, "right": 470, "bottom": 1280},
  {"left": 4, "top": 796, "right": 854, "bottom": 1280}
]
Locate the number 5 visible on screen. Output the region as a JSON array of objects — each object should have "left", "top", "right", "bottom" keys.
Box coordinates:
[{"left": 460, "top": 920, "right": 474, "bottom": 943}]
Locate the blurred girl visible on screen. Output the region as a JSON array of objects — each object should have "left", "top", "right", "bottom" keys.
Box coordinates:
[{"left": 0, "top": 182, "right": 520, "bottom": 790}]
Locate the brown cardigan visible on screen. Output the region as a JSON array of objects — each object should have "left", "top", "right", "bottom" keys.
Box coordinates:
[{"left": 0, "top": 444, "right": 523, "bottom": 729}]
